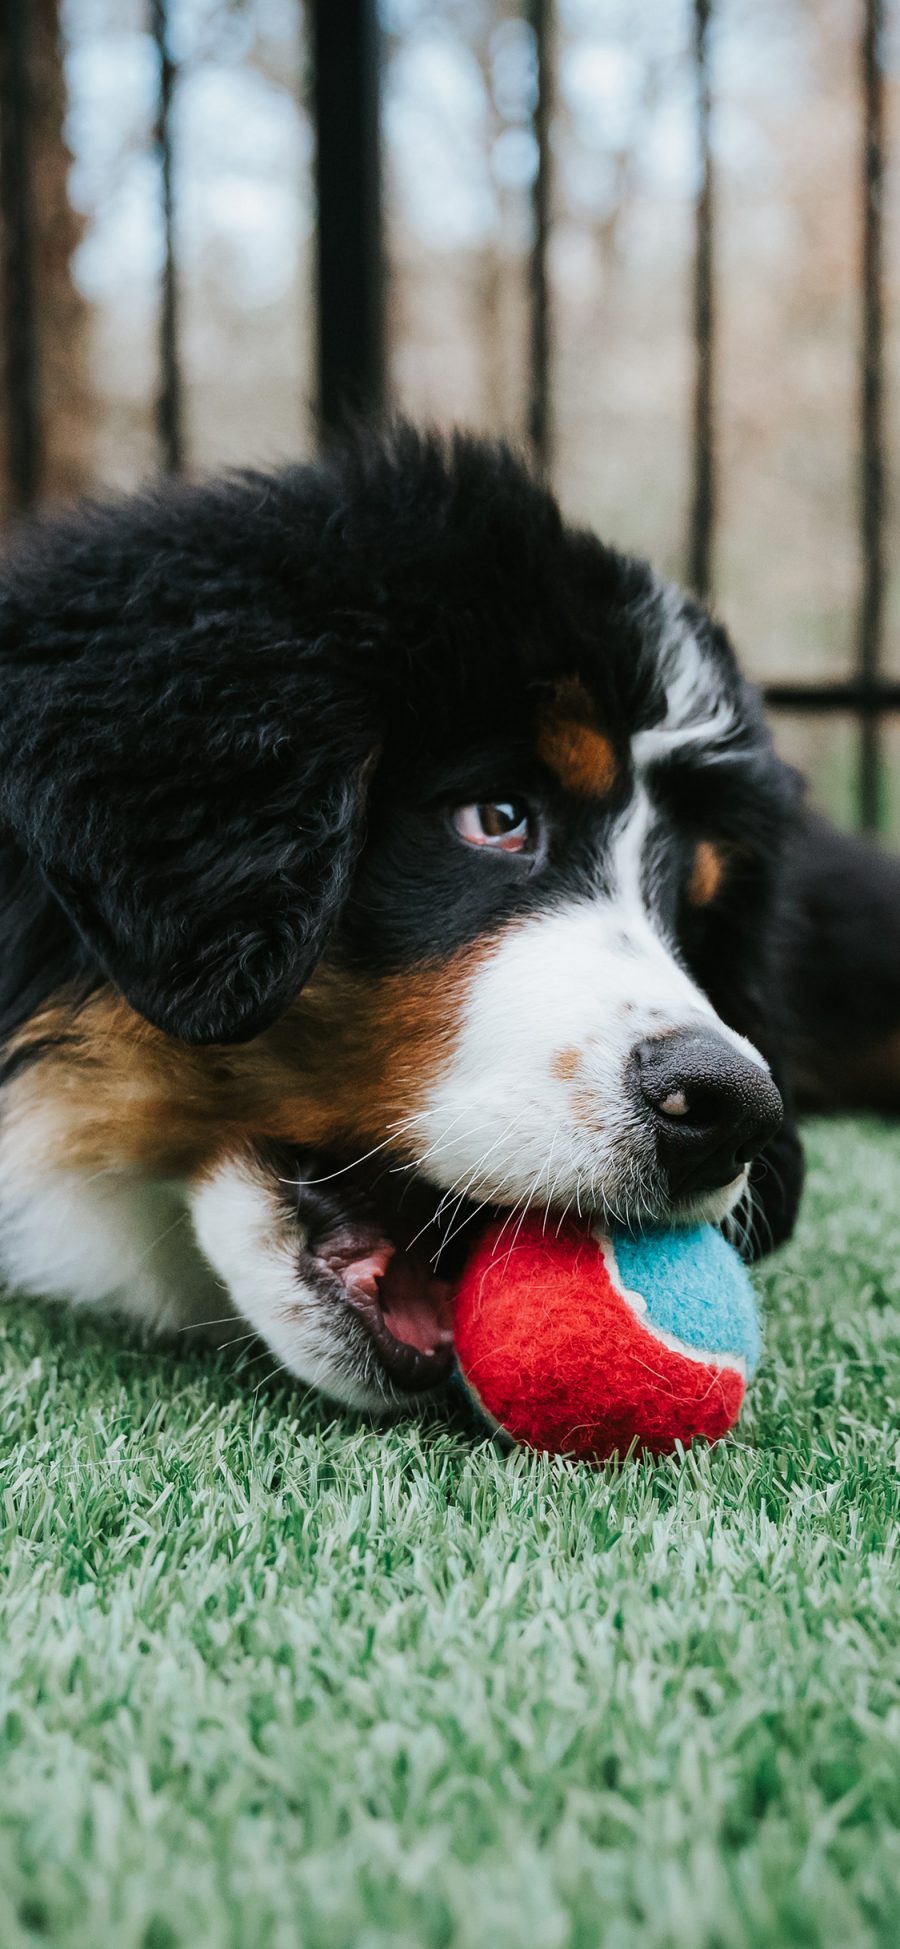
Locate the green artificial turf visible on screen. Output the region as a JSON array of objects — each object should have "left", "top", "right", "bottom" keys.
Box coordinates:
[{"left": 1, "top": 1120, "right": 899, "bottom": 1949}]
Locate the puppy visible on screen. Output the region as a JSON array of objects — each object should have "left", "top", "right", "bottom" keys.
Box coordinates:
[{"left": 0, "top": 427, "right": 895, "bottom": 1409}]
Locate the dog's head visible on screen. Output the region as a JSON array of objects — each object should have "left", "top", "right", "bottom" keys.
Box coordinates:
[{"left": 0, "top": 427, "right": 803, "bottom": 1404}]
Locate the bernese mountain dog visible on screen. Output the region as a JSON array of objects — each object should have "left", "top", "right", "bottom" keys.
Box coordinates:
[{"left": 1, "top": 426, "right": 898, "bottom": 1410}]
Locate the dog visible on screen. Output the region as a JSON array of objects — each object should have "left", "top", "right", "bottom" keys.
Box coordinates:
[{"left": 1, "top": 426, "right": 898, "bottom": 1410}]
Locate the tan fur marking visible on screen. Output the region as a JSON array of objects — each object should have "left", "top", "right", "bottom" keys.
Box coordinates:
[
  {"left": 537, "top": 678, "right": 618, "bottom": 798},
  {"left": 6, "top": 950, "right": 489, "bottom": 1179},
  {"left": 552, "top": 1047, "right": 580, "bottom": 1082},
  {"left": 687, "top": 840, "right": 727, "bottom": 908},
  {"left": 571, "top": 1086, "right": 604, "bottom": 1130}
]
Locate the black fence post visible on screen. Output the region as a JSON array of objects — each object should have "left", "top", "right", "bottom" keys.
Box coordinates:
[
  {"left": 311, "top": 0, "right": 385, "bottom": 438},
  {"left": 527, "top": 0, "right": 552, "bottom": 473},
  {"left": 688, "top": 0, "right": 715, "bottom": 599},
  {"left": 0, "top": 0, "right": 42, "bottom": 512},
  {"left": 858, "top": 0, "right": 886, "bottom": 832},
  {"left": 149, "top": 0, "right": 184, "bottom": 474}
]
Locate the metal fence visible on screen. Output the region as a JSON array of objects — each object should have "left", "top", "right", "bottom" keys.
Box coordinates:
[{"left": 0, "top": 0, "right": 894, "bottom": 827}]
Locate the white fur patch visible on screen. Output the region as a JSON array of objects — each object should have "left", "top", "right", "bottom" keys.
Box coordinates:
[
  {"left": 0, "top": 1107, "right": 224, "bottom": 1332},
  {"left": 632, "top": 579, "right": 737, "bottom": 767},
  {"left": 190, "top": 1154, "right": 386, "bottom": 1409},
  {"left": 411, "top": 873, "right": 762, "bottom": 1228}
]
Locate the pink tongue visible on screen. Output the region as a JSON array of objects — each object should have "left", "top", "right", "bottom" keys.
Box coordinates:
[
  {"left": 324, "top": 1227, "right": 456, "bottom": 1356},
  {"left": 379, "top": 1250, "right": 456, "bottom": 1355}
]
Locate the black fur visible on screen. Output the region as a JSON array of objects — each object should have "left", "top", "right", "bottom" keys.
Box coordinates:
[
  {"left": 0, "top": 428, "right": 671, "bottom": 1042},
  {"left": 1, "top": 425, "right": 896, "bottom": 1258},
  {"left": 0, "top": 839, "right": 97, "bottom": 1082},
  {"left": 0, "top": 470, "right": 381, "bottom": 1043},
  {"left": 780, "top": 815, "right": 900, "bottom": 1109}
]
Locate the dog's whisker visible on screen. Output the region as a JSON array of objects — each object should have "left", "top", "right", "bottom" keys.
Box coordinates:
[
  {"left": 386, "top": 1114, "right": 503, "bottom": 1220},
  {"left": 395, "top": 1114, "right": 526, "bottom": 1259},
  {"left": 428, "top": 1131, "right": 523, "bottom": 1253},
  {"left": 554, "top": 1186, "right": 579, "bottom": 1237},
  {"left": 426, "top": 1115, "right": 529, "bottom": 1261},
  {"left": 177, "top": 1312, "right": 244, "bottom": 1334},
  {"left": 488, "top": 1173, "right": 537, "bottom": 1252},
  {"left": 540, "top": 1152, "right": 568, "bottom": 1235},
  {"left": 396, "top": 1117, "right": 494, "bottom": 1188},
  {"left": 488, "top": 1130, "right": 561, "bottom": 1252},
  {"left": 491, "top": 1130, "right": 563, "bottom": 1273},
  {"left": 273, "top": 1115, "right": 427, "bottom": 1191},
  {"left": 431, "top": 1198, "right": 490, "bottom": 1264},
  {"left": 398, "top": 1140, "right": 498, "bottom": 1256},
  {"left": 210, "top": 1327, "right": 260, "bottom": 1350},
  {"left": 391, "top": 1108, "right": 501, "bottom": 1183},
  {"left": 130, "top": 1207, "right": 190, "bottom": 1274}
]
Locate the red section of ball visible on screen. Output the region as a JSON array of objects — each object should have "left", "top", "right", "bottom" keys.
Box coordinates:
[{"left": 453, "top": 1221, "right": 745, "bottom": 1462}]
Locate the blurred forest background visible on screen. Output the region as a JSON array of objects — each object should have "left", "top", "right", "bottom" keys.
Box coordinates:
[{"left": 1, "top": 0, "right": 898, "bottom": 830}]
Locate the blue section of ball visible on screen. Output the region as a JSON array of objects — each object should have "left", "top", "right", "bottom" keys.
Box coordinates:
[{"left": 611, "top": 1225, "right": 761, "bottom": 1374}]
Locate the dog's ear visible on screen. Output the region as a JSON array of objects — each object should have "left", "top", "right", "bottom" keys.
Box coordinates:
[{"left": 0, "top": 489, "right": 381, "bottom": 1044}]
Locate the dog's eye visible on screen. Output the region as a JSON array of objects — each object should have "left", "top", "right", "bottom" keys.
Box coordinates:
[{"left": 453, "top": 801, "right": 532, "bottom": 854}]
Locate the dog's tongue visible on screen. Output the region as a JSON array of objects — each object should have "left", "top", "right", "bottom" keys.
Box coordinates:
[
  {"left": 378, "top": 1248, "right": 456, "bottom": 1354},
  {"left": 320, "top": 1222, "right": 456, "bottom": 1356}
]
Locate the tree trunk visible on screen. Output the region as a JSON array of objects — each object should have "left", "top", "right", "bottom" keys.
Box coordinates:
[{"left": 0, "top": 0, "right": 90, "bottom": 521}]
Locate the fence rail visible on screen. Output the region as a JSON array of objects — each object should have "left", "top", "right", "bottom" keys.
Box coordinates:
[{"left": 0, "top": 0, "right": 893, "bottom": 829}]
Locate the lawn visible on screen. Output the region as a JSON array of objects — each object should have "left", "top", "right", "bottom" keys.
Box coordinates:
[{"left": 1, "top": 1120, "right": 898, "bottom": 1949}]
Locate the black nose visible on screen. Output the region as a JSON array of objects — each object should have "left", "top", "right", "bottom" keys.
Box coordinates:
[{"left": 633, "top": 1028, "right": 783, "bottom": 1200}]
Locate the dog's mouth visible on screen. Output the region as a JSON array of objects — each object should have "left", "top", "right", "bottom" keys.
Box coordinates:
[
  {"left": 319, "top": 1218, "right": 457, "bottom": 1391},
  {"left": 296, "top": 1160, "right": 488, "bottom": 1394}
]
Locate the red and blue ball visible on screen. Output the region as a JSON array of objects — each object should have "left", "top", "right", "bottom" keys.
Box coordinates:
[{"left": 453, "top": 1219, "right": 761, "bottom": 1462}]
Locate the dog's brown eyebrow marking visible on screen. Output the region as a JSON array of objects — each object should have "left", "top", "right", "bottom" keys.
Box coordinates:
[
  {"left": 552, "top": 1046, "right": 580, "bottom": 1081},
  {"left": 537, "top": 677, "right": 618, "bottom": 798},
  {"left": 687, "top": 840, "right": 727, "bottom": 908}
]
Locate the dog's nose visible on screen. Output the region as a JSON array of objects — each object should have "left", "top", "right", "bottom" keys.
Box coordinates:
[{"left": 633, "top": 1029, "right": 783, "bottom": 1200}]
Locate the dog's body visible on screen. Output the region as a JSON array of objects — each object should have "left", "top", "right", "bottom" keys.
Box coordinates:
[{"left": 1, "top": 429, "right": 898, "bottom": 1408}]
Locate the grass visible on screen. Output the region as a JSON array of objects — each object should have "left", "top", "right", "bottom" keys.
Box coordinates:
[{"left": 1, "top": 1120, "right": 899, "bottom": 1949}]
